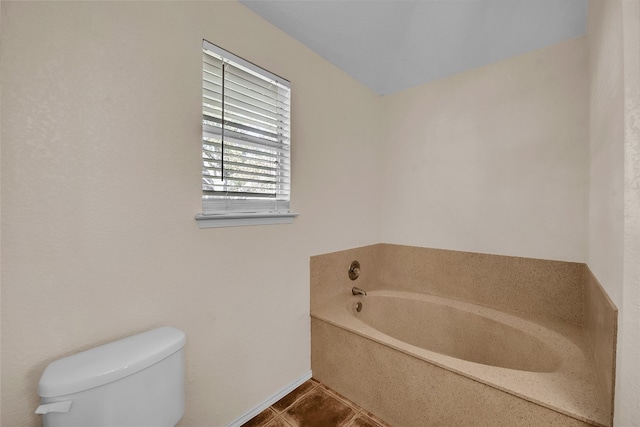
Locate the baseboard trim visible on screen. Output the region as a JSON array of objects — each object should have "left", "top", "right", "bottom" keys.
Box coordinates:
[{"left": 225, "top": 370, "right": 313, "bottom": 427}]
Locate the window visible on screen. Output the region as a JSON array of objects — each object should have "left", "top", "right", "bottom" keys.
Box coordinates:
[{"left": 197, "top": 40, "right": 297, "bottom": 228}]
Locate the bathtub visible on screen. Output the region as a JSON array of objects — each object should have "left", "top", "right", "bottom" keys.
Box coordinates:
[{"left": 311, "top": 289, "right": 609, "bottom": 427}]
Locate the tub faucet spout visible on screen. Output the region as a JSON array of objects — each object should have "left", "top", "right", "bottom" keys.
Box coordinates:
[{"left": 352, "top": 287, "right": 367, "bottom": 296}]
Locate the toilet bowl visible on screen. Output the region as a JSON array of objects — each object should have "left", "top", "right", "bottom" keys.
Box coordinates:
[{"left": 36, "top": 326, "right": 186, "bottom": 427}]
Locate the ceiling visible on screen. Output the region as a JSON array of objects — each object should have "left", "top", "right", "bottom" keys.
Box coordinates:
[{"left": 239, "top": 0, "right": 588, "bottom": 95}]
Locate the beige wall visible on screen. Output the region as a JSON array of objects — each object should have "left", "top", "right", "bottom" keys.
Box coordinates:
[
  {"left": 619, "top": 1, "right": 640, "bottom": 424},
  {"left": 587, "top": 0, "right": 625, "bottom": 308},
  {"left": 3, "top": 1, "right": 638, "bottom": 426},
  {"left": 587, "top": 0, "right": 640, "bottom": 425},
  {"left": 0, "top": 0, "right": 3, "bottom": 421},
  {"left": 380, "top": 37, "right": 589, "bottom": 263},
  {"left": 0, "top": 1, "right": 382, "bottom": 426}
]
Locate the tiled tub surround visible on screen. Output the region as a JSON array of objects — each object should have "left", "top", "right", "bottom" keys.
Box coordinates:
[{"left": 310, "top": 244, "right": 618, "bottom": 427}]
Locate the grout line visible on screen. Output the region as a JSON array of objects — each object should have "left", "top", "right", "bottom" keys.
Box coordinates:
[
  {"left": 275, "top": 414, "right": 295, "bottom": 427},
  {"left": 247, "top": 379, "right": 390, "bottom": 427},
  {"left": 317, "top": 383, "right": 362, "bottom": 413},
  {"left": 360, "top": 410, "right": 390, "bottom": 427},
  {"left": 232, "top": 371, "right": 312, "bottom": 427},
  {"left": 342, "top": 410, "right": 359, "bottom": 427},
  {"left": 355, "top": 405, "right": 388, "bottom": 427},
  {"left": 272, "top": 380, "right": 317, "bottom": 415},
  {"left": 313, "top": 384, "right": 368, "bottom": 426}
]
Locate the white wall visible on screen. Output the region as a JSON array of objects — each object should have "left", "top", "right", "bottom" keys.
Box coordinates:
[
  {"left": 380, "top": 37, "right": 589, "bottom": 262},
  {"left": 0, "top": 2, "right": 382, "bottom": 426},
  {"left": 588, "top": 0, "right": 640, "bottom": 425}
]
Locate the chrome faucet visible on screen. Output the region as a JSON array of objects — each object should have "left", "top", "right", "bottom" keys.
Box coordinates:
[{"left": 352, "top": 287, "right": 367, "bottom": 296}]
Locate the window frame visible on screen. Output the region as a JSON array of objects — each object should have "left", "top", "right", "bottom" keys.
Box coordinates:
[{"left": 196, "top": 40, "right": 298, "bottom": 228}]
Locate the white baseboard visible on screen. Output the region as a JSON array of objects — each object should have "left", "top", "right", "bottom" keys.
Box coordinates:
[{"left": 225, "top": 370, "right": 313, "bottom": 427}]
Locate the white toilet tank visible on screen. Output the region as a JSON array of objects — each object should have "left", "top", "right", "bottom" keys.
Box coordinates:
[{"left": 36, "top": 326, "right": 186, "bottom": 427}]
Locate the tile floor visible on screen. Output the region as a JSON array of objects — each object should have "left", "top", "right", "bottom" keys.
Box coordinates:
[{"left": 241, "top": 378, "right": 391, "bottom": 427}]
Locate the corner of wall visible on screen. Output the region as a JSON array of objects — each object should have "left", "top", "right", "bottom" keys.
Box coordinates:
[{"left": 583, "top": 265, "right": 618, "bottom": 426}]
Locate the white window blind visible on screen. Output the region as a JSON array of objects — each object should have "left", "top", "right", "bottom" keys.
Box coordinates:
[{"left": 202, "top": 40, "right": 291, "bottom": 215}]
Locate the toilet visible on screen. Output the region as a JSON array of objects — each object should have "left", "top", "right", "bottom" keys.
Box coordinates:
[{"left": 35, "top": 326, "right": 186, "bottom": 427}]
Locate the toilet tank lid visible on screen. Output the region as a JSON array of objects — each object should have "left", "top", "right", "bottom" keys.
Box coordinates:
[{"left": 38, "top": 327, "right": 186, "bottom": 398}]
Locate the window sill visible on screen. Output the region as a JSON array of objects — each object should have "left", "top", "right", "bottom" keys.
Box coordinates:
[{"left": 195, "top": 212, "right": 299, "bottom": 228}]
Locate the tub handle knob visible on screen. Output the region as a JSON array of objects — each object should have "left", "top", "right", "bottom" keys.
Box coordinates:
[
  {"left": 355, "top": 302, "right": 363, "bottom": 312},
  {"left": 348, "top": 261, "right": 360, "bottom": 280},
  {"left": 35, "top": 400, "right": 72, "bottom": 414}
]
